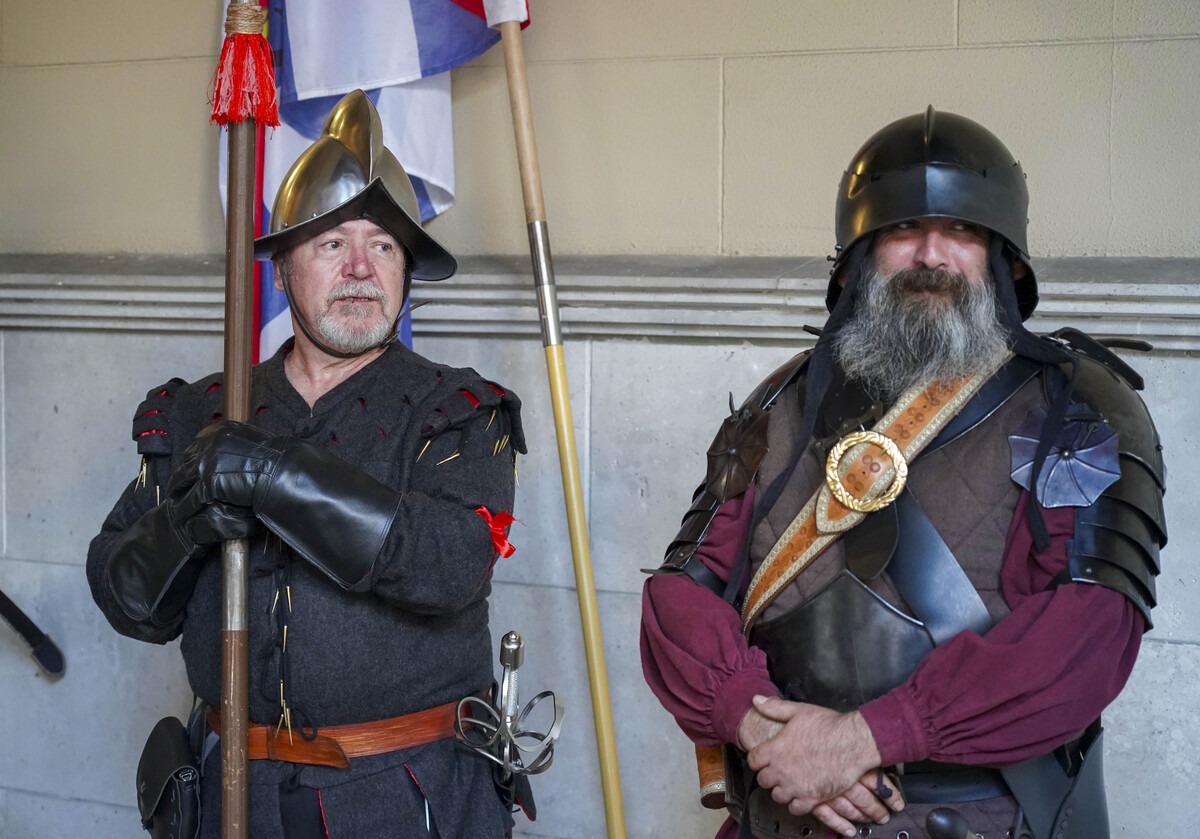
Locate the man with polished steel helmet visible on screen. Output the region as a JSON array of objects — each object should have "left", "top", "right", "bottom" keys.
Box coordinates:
[
  {"left": 642, "top": 107, "right": 1164, "bottom": 839},
  {"left": 255, "top": 89, "right": 457, "bottom": 361},
  {"left": 88, "top": 90, "right": 529, "bottom": 838}
]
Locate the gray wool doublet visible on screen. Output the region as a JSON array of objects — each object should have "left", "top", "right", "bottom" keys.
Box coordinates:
[{"left": 87, "top": 339, "right": 525, "bottom": 839}]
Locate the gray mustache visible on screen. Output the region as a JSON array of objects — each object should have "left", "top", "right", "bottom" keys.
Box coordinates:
[
  {"left": 892, "top": 268, "right": 964, "bottom": 295},
  {"left": 325, "top": 281, "right": 386, "bottom": 306},
  {"left": 890, "top": 268, "right": 969, "bottom": 300}
]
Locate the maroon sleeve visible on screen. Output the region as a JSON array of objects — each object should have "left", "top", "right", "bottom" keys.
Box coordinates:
[
  {"left": 859, "top": 492, "right": 1145, "bottom": 766},
  {"left": 640, "top": 485, "right": 780, "bottom": 747}
]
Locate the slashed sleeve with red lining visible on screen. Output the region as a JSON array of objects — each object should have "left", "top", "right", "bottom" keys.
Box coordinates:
[
  {"left": 859, "top": 492, "right": 1145, "bottom": 767},
  {"left": 640, "top": 485, "right": 779, "bottom": 747}
]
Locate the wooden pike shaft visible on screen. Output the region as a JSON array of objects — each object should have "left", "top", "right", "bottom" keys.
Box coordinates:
[
  {"left": 499, "top": 20, "right": 628, "bottom": 839},
  {"left": 221, "top": 116, "right": 255, "bottom": 839}
]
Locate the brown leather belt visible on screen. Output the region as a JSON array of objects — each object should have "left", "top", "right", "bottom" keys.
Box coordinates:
[{"left": 206, "top": 699, "right": 463, "bottom": 769}]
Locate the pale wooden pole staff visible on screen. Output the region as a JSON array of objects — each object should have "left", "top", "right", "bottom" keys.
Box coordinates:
[{"left": 497, "top": 20, "right": 628, "bottom": 839}]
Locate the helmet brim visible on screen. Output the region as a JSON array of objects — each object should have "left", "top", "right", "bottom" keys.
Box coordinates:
[{"left": 254, "top": 179, "right": 456, "bottom": 281}]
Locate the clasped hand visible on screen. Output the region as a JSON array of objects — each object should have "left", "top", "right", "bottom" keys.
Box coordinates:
[{"left": 739, "top": 695, "right": 905, "bottom": 838}]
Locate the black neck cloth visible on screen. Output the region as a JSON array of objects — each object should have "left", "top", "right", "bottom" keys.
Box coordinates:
[{"left": 987, "top": 236, "right": 1079, "bottom": 550}]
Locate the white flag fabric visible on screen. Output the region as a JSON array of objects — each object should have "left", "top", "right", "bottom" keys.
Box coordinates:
[{"left": 480, "top": 0, "right": 528, "bottom": 27}]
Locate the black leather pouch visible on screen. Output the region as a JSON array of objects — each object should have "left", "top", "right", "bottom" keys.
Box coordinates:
[{"left": 136, "top": 717, "right": 201, "bottom": 839}]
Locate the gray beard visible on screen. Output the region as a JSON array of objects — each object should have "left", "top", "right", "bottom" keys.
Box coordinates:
[
  {"left": 314, "top": 280, "right": 395, "bottom": 354},
  {"left": 833, "top": 267, "right": 1011, "bottom": 402}
]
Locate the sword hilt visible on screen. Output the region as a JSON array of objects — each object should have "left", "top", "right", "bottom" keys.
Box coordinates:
[
  {"left": 454, "top": 628, "right": 564, "bottom": 781},
  {"left": 499, "top": 630, "right": 523, "bottom": 719}
]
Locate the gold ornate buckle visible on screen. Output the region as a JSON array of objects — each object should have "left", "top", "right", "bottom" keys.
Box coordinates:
[{"left": 824, "top": 430, "right": 908, "bottom": 513}]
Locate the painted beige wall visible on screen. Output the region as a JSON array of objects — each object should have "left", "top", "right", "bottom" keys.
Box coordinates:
[{"left": 2, "top": 1, "right": 1199, "bottom": 258}]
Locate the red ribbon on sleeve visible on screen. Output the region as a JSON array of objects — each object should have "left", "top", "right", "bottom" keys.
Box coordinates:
[{"left": 475, "top": 507, "right": 516, "bottom": 559}]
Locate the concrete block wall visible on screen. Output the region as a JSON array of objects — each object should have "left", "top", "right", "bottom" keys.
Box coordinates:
[
  {"left": 0, "top": 255, "right": 1197, "bottom": 837},
  {"left": 3, "top": 2, "right": 1200, "bottom": 836},
  {"left": 2, "top": 2, "right": 1200, "bottom": 259}
]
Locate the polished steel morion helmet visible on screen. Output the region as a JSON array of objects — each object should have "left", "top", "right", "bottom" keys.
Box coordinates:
[
  {"left": 829, "top": 106, "right": 1038, "bottom": 319},
  {"left": 253, "top": 89, "right": 456, "bottom": 281}
]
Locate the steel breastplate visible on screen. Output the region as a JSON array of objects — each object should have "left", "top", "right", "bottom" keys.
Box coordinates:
[{"left": 750, "top": 568, "right": 933, "bottom": 711}]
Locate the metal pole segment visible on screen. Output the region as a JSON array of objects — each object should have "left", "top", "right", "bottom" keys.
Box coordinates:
[
  {"left": 499, "top": 20, "right": 627, "bottom": 839},
  {"left": 528, "top": 221, "right": 562, "bottom": 346},
  {"left": 221, "top": 111, "right": 256, "bottom": 839}
]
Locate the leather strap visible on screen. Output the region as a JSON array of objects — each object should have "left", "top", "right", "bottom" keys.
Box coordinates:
[
  {"left": 741, "top": 353, "right": 1010, "bottom": 632},
  {"left": 206, "top": 698, "right": 463, "bottom": 769},
  {"left": 682, "top": 554, "right": 726, "bottom": 596},
  {"left": 895, "top": 765, "right": 1011, "bottom": 803},
  {"left": 924, "top": 354, "right": 1042, "bottom": 455},
  {"left": 887, "top": 492, "right": 1098, "bottom": 839},
  {"left": 890, "top": 490, "right": 994, "bottom": 644}
]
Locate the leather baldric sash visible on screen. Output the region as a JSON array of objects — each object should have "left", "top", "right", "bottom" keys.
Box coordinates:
[{"left": 741, "top": 352, "right": 1010, "bottom": 631}]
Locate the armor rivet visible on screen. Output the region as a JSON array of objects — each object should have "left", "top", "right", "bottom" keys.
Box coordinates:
[
  {"left": 897, "top": 832, "right": 910, "bottom": 839},
  {"left": 773, "top": 821, "right": 781, "bottom": 833},
  {"left": 1065, "top": 807, "right": 1073, "bottom": 817}
]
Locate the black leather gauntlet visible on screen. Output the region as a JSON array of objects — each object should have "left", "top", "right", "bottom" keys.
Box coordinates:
[
  {"left": 184, "top": 421, "right": 399, "bottom": 589},
  {"left": 106, "top": 490, "right": 258, "bottom": 626},
  {"left": 252, "top": 438, "right": 400, "bottom": 589}
]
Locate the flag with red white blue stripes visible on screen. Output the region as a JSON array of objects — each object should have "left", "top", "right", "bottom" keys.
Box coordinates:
[{"left": 219, "top": 0, "right": 529, "bottom": 360}]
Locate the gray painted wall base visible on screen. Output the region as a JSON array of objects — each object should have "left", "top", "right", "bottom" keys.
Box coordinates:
[{"left": 0, "top": 255, "right": 1196, "bottom": 839}]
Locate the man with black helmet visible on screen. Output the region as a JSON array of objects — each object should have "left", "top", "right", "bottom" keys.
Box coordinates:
[
  {"left": 642, "top": 107, "right": 1164, "bottom": 839},
  {"left": 87, "top": 90, "right": 526, "bottom": 838}
]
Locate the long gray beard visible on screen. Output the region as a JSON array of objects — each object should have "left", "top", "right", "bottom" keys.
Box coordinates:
[
  {"left": 833, "top": 267, "right": 1011, "bottom": 401},
  {"left": 315, "top": 280, "right": 395, "bottom": 354}
]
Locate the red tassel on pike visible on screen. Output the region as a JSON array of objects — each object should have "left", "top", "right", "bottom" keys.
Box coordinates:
[{"left": 210, "top": 2, "right": 279, "bottom": 127}]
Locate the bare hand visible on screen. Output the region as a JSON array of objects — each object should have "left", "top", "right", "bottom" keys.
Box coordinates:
[
  {"left": 807, "top": 771, "right": 905, "bottom": 837},
  {"left": 737, "top": 700, "right": 784, "bottom": 751},
  {"left": 746, "top": 696, "right": 893, "bottom": 832}
]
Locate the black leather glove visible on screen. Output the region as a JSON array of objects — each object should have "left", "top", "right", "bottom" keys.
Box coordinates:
[
  {"left": 106, "top": 486, "right": 260, "bottom": 626},
  {"left": 184, "top": 421, "right": 400, "bottom": 589},
  {"left": 172, "top": 420, "right": 276, "bottom": 505}
]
